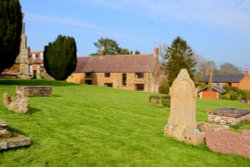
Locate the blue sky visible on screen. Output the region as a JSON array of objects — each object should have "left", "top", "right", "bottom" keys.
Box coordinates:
[{"left": 20, "top": 0, "right": 250, "bottom": 69}]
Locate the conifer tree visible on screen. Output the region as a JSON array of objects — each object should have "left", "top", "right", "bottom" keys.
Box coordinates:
[
  {"left": 163, "top": 36, "right": 196, "bottom": 85},
  {"left": 44, "top": 35, "right": 77, "bottom": 80},
  {"left": 0, "top": 0, "right": 22, "bottom": 72}
]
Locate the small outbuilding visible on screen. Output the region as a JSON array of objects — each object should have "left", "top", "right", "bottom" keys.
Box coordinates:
[{"left": 198, "top": 86, "right": 227, "bottom": 99}]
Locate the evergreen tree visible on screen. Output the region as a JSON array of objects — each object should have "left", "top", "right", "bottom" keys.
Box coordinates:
[
  {"left": 0, "top": 0, "right": 22, "bottom": 72},
  {"left": 163, "top": 36, "right": 196, "bottom": 85},
  {"left": 44, "top": 35, "right": 77, "bottom": 80}
]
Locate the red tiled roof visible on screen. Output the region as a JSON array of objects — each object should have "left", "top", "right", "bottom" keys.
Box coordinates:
[{"left": 75, "top": 55, "right": 159, "bottom": 73}]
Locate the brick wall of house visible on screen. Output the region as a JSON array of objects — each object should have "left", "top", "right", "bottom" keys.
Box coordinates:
[
  {"left": 93, "top": 72, "right": 154, "bottom": 92},
  {"left": 232, "top": 83, "right": 240, "bottom": 88},
  {"left": 199, "top": 90, "right": 218, "bottom": 99},
  {"left": 239, "top": 77, "right": 250, "bottom": 91},
  {"left": 67, "top": 73, "right": 84, "bottom": 84},
  {"left": 66, "top": 72, "right": 160, "bottom": 92}
]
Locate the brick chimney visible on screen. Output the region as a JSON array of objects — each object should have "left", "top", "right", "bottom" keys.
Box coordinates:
[
  {"left": 153, "top": 48, "right": 159, "bottom": 57},
  {"left": 244, "top": 68, "right": 249, "bottom": 76}
]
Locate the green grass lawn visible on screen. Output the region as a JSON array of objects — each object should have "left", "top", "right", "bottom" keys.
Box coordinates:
[{"left": 0, "top": 79, "right": 249, "bottom": 167}]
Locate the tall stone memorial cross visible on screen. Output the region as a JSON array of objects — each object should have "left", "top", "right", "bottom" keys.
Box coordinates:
[{"left": 164, "top": 69, "right": 204, "bottom": 145}]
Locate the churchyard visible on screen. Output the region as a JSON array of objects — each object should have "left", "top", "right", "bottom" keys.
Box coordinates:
[{"left": 0, "top": 79, "right": 250, "bottom": 166}]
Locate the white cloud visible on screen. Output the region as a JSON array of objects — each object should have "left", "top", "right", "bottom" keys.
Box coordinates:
[
  {"left": 25, "top": 13, "right": 149, "bottom": 46},
  {"left": 88, "top": 0, "right": 250, "bottom": 36},
  {"left": 26, "top": 13, "right": 98, "bottom": 29}
]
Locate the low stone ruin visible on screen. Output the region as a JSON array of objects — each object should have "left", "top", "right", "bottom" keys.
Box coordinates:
[
  {"left": 3, "top": 92, "right": 29, "bottom": 113},
  {"left": 164, "top": 69, "right": 204, "bottom": 145},
  {"left": 16, "top": 86, "right": 52, "bottom": 97},
  {"left": 0, "top": 120, "right": 31, "bottom": 150},
  {"left": 208, "top": 108, "right": 250, "bottom": 125},
  {"left": 149, "top": 95, "right": 170, "bottom": 107}
]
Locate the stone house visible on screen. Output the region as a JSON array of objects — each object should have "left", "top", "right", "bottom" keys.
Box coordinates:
[
  {"left": 28, "top": 51, "right": 45, "bottom": 78},
  {"left": 67, "top": 48, "right": 161, "bottom": 92},
  {"left": 199, "top": 69, "right": 250, "bottom": 91}
]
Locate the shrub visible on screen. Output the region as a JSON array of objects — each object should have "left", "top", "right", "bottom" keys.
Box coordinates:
[
  {"left": 158, "top": 77, "right": 169, "bottom": 94},
  {"left": 220, "top": 85, "right": 248, "bottom": 101},
  {"left": 44, "top": 35, "right": 77, "bottom": 80},
  {"left": 0, "top": 0, "right": 22, "bottom": 72}
]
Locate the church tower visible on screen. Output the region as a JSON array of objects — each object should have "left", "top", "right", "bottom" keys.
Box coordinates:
[{"left": 17, "top": 13, "right": 30, "bottom": 79}]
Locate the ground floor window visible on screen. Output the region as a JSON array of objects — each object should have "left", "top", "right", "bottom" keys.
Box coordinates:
[
  {"left": 135, "top": 84, "right": 144, "bottom": 91},
  {"left": 85, "top": 72, "right": 92, "bottom": 78},
  {"left": 85, "top": 80, "right": 92, "bottom": 85},
  {"left": 104, "top": 83, "right": 113, "bottom": 87},
  {"left": 122, "top": 73, "right": 127, "bottom": 86}
]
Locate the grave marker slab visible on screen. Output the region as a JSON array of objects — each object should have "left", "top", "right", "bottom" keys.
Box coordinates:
[{"left": 164, "top": 69, "right": 204, "bottom": 145}]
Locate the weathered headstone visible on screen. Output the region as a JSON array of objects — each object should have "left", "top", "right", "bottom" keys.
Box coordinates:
[
  {"left": 0, "top": 120, "right": 31, "bottom": 150},
  {"left": 3, "top": 92, "right": 29, "bottom": 113},
  {"left": 164, "top": 69, "right": 204, "bottom": 145}
]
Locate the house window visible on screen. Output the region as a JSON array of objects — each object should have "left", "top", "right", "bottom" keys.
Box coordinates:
[
  {"left": 122, "top": 73, "right": 127, "bottom": 86},
  {"left": 135, "top": 73, "right": 144, "bottom": 78},
  {"left": 85, "top": 72, "right": 92, "bottom": 78},
  {"left": 135, "top": 84, "right": 144, "bottom": 91},
  {"left": 104, "top": 83, "right": 113, "bottom": 87},
  {"left": 105, "top": 73, "right": 111, "bottom": 78},
  {"left": 85, "top": 80, "right": 92, "bottom": 85}
]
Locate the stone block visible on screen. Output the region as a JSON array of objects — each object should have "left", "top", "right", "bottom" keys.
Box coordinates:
[
  {"left": 0, "top": 134, "right": 31, "bottom": 150},
  {"left": 0, "top": 120, "right": 31, "bottom": 151},
  {"left": 16, "top": 86, "right": 52, "bottom": 97},
  {"left": 208, "top": 108, "right": 250, "bottom": 125}
]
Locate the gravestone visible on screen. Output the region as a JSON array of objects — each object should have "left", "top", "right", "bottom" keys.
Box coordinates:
[{"left": 164, "top": 69, "right": 204, "bottom": 145}]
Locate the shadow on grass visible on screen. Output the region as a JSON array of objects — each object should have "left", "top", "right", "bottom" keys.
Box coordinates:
[
  {"left": 29, "top": 107, "right": 41, "bottom": 114},
  {"left": 0, "top": 79, "right": 78, "bottom": 87},
  {"left": 7, "top": 127, "right": 30, "bottom": 137},
  {"left": 51, "top": 94, "right": 62, "bottom": 97}
]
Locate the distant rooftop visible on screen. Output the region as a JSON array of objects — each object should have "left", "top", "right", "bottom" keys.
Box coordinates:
[{"left": 200, "top": 74, "right": 245, "bottom": 83}]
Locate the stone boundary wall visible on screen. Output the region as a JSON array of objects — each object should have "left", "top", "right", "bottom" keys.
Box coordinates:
[{"left": 16, "top": 86, "right": 52, "bottom": 97}]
